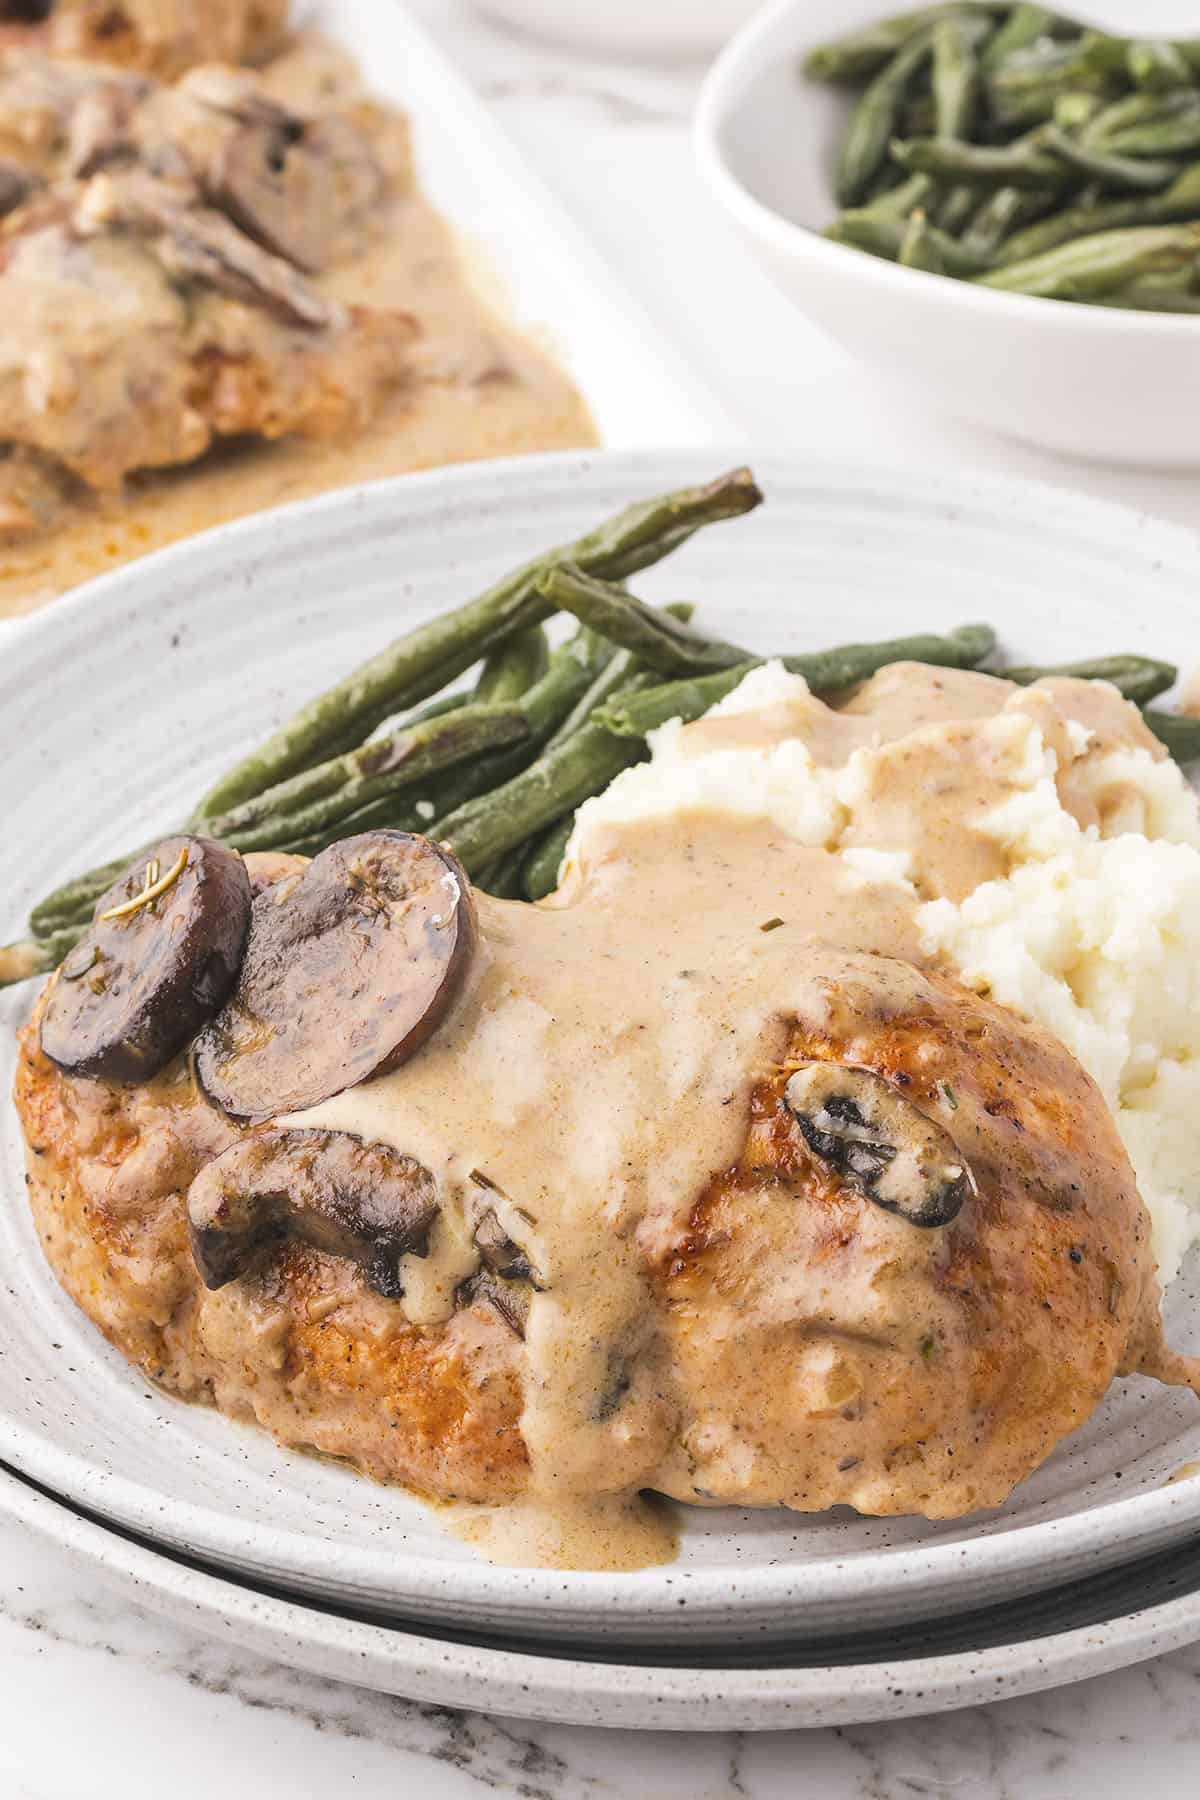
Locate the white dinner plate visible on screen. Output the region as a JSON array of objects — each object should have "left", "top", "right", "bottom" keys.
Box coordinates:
[
  {"left": 6, "top": 1457, "right": 1200, "bottom": 1731},
  {"left": 3, "top": 450, "right": 1200, "bottom": 1647}
]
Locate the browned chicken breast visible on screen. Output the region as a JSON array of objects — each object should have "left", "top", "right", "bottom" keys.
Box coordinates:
[
  {"left": 654, "top": 953, "right": 1163, "bottom": 1519},
  {"left": 0, "top": 0, "right": 288, "bottom": 77},
  {"left": 0, "top": 47, "right": 410, "bottom": 534},
  {"left": 14, "top": 825, "right": 1197, "bottom": 1544}
]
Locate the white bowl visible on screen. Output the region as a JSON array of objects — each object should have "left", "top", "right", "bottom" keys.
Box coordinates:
[
  {"left": 473, "top": 0, "right": 761, "bottom": 55},
  {"left": 695, "top": 0, "right": 1200, "bottom": 467}
]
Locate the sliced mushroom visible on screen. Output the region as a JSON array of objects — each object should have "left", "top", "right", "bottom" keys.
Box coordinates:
[
  {"left": 457, "top": 1267, "right": 532, "bottom": 1339},
  {"left": 784, "top": 1062, "right": 973, "bottom": 1228},
  {"left": 210, "top": 110, "right": 385, "bottom": 275},
  {"left": 195, "top": 832, "right": 477, "bottom": 1123},
  {"left": 473, "top": 1207, "right": 540, "bottom": 1286},
  {"left": 75, "top": 170, "right": 335, "bottom": 328},
  {"left": 152, "top": 202, "right": 335, "bottom": 327},
  {"left": 188, "top": 1127, "right": 439, "bottom": 1298},
  {"left": 40, "top": 835, "right": 251, "bottom": 1084}
]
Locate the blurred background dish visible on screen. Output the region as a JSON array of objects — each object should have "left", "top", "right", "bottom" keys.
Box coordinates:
[
  {"left": 472, "top": 0, "right": 762, "bottom": 56},
  {"left": 695, "top": 0, "right": 1200, "bottom": 466}
]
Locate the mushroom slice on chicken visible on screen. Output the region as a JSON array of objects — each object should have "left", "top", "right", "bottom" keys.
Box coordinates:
[
  {"left": 189, "top": 1128, "right": 440, "bottom": 1300},
  {"left": 141, "top": 67, "right": 388, "bottom": 273}
]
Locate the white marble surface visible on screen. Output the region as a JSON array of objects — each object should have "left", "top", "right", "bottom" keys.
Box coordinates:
[{"left": 5, "top": 4, "right": 1200, "bottom": 1796}]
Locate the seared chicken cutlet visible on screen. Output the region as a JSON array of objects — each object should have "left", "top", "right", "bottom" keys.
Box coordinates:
[
  {"left": 0, "top": 46, "right": 410, "bottom": 537},
  {"left": 0, "top": 0, "right": 287, "bottom": 76},
  {"left": 0, "top": 173, "right": 412, "bottom": 500}
]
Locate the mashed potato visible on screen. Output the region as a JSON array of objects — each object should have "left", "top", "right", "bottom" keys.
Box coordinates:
[{"left": 569, "top": 661, "right": 1200, "bottom": 1284}]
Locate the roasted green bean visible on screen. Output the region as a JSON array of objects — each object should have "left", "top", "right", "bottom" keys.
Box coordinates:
[
  {"left": 192, "top": 468, "right": 763, "bottom": 819},
  {"left": 976, "top": 221, "right": 1200, "bottom": 298},
  {"left": 535, "top": 566, "right": 748, "bottom": 676},
  {"left": 1039, "top": 123, "right": 1180, "bottom": 192},
  {"left": 523, "top": 815, "right": 579, "bottom": 901},
  {"left": 1002, "top": 654, "right": 1177, "bottom": 703},
  {"left": 473, "top": 625, "right": 550, "bottom": 705},
  {"left": 1145, "top": 710, "right": 1200, "bottom": 760},
  {"left": 598, "top": 625, "right": 996, "bottom": 738}
]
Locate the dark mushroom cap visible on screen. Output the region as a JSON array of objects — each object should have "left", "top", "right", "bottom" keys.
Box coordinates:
[
  {"left": 188, "top": 1126, "right": 438, "bottom": 1298},
  {"left": 785, "top": 1061, "right": 974, "bottom": 1228},
  {"left": 211, "top": 110, "right": 385, "bottom": 275},
  {"left": 40, "top": 834, "right": 251, "bottom": 1084},
  {"left": 194, "top": 831, "right": 477, "bottom": 1122}
]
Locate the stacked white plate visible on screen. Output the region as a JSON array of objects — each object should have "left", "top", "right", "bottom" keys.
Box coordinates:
[{"left": 5, "top": 449, "right": 1200, "bottom": 1726}]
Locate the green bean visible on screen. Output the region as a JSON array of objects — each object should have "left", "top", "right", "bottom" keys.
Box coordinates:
[
  {"left": 1039, "top": 124, "right": 1181, "bottom": 193},
  {"left": 1001, "top": 655, "right": 1177, "bottom": 704},
  {"left": 936, "top": 183, "right": 978, "bottom": 232},
  {"left": 597, "top": 625, "right": 997, "bottom": 738},
  {"left": 979, "top": 4, "right": 1060, "bottom": 74},
  {"left": 279, "top": 624, "right": 616, "bottom": 857},
  {"left": 861, "top": 170, "right": 936, "bottom": 219},
  {"left": 1073, "top": 32, "right": 1132, "bottom": 80},
  {"left": 899, "top": 208, "right": 949, "bottom": 270},
  {"left": 1144, "top": 710, "right": 1200, "bottom": 761},
  {"left": 192, "top": 467, "right": 763, "bottom": 819},
  {"left": 1107, "top": 112, "right": 1200, "bottom": 158},
  {"left": 1127, "top": 41, "right": 1195, "bottom": 95},
  {"left": 836, "top": 24, "right": 942, "bottom": 206},
  {"left": 933, "top": 13, "right": 981, "bottom": 139},
  {"left": 434, "top": 680, "right": 658, "bottom": 876},
  {"left": 205, "top": 703, "right": 531, "bottom": 854},
  {"left": 523, "top": 815, "right": 578, "bottom": 901},
  {"left": 995, "top": 166, "right": 1200, "bottom": 262},
  {"left": 544, "top": 603, "right": 700, "bottom": 750},
  {"left": 960, "top": 183, "right": 1048, "bottom": 256},
  {"left": 898, "top": 96, "right": 939, "bottom": 139},
  {"left": 891, "top": 133, "right": 1069, "bottom": 187},
  {"left": 1053, "top": 91, "right": 1103, "bottom": 132},
  {"left": 475, "top": 845, "right": 533, "bottom": 900},
  {"left": 473, "top": 625, "right": 549, "bottom": 705},
  {"left": 827, "top": 208, "right": 992, "bottom": 273},
  {"left": 1082, "top": 90, "right": 1177, "bottom": 147},
  {"left": 535, "top": 566, "right": 748, "bottom": 677},
  {"left": 977, "top": 221, "right": 1200, "bottom": 298},
  {"left": 403, "top": 689, "right": 472, "bottom": 728},
  {"left": 803, "top": 4, "right": 1002, "bottom": 83},
  {"left": 985, "top": 40, "right": 1118, "bottom": 130}
]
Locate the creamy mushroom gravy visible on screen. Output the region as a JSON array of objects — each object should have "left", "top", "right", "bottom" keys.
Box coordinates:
[
  {"left": 285, "top": 664, "right": 1178, "bottom": 1571},
  {"left": 0, "top": 34, "right": 596, "bottom": 618}
]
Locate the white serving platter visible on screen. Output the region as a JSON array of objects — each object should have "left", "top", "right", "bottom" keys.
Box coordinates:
[
  {"left": 7, "top": 1457, "right": 1200, "bottom": 1732},
  {"left": 3, "top": 449, "right": 1200, "bottom": 1649},
  {"left": 303, "top": 0, "right": 737, "bottom": 450}
]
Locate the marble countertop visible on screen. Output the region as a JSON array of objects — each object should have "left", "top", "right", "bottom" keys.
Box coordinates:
[{"left": 5, "top": 5, "right": 1200, "bottom": 1796}]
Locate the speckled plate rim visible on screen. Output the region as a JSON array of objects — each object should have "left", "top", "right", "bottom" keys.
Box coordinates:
[
  {"left": 6, "top": 1454, "right": 1200, "bottom": 1731},
  {"left": 5, "top": 448, "right": 1200, "bottom": 1638}
]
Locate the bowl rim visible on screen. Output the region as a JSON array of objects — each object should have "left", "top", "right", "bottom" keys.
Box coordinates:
[{"left": 694, "top": 0, "right": 1200, "bottom": 337}]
